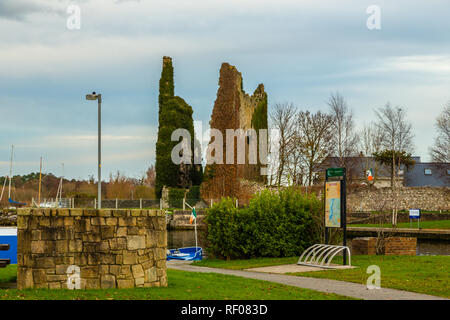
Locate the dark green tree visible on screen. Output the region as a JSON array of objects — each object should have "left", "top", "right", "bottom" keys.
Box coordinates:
[
  {"left": 155, "top": 57, "right": 203, "bottom": 198},
  {"left": 373, "top": 149, "right": 415, "bottom": 187}
]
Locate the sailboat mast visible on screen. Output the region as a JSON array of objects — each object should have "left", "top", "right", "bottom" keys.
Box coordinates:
[
  {"left": 8, "top": 145, "right": 13, "bottom": 199},
  {"left": 38, "top": 157, "right": 42, "bottom": 207}
]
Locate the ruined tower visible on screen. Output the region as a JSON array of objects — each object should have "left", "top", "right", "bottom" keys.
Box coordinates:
[{"left": 201, "top": 63, "right": 268, "bottom": 201}]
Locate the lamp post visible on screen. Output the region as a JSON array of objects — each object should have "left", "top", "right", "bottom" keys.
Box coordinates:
[{"left": 86, "top": 92, "right": 102, "bottom": 209}]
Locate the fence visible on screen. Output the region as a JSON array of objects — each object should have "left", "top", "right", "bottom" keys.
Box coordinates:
[{"left": 27, "top": 198, "right": 243, "bottom": 210}]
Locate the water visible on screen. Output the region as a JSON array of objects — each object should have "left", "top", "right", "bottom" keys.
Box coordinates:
[
  {"left": 167, "top": 230, "right": 450, "bottom": 257},
  {"left": 167, "top": 230, "right": 207, "bottom": 249},
  {"left": 417, "top": 240, "right": 450, "bottom": 256}
]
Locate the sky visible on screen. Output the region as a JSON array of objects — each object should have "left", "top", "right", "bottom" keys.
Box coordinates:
[{"left": 0, "top": 0, "right": 449, "bottom": 180}]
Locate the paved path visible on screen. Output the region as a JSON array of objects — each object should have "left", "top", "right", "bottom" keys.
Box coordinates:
[{"left": 167, "top": 261, "right": 447, "bottom": 300}]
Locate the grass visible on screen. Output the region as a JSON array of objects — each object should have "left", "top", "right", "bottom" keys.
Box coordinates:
[
  {"left": 193, "top": 256, "right": 299, "bottom": 270},
  {"left": 0, "top": 265, "right": 352, "bottom": 300},
  {"left": 349, "top": 220, "right": 450, "bottom": 229},
  {"left": 0, "top": 265, "right": 17, "bottom": 283},
  {"left": 195, "top": 255, "right": 450, "bottom": 298},
  {"left": 295, "top": 255, "right": 450, "bottom": 298}
]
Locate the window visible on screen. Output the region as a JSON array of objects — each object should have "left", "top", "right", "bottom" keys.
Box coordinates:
[
  {"left": 447, "top": 169, "right": 450, "bottom": 175},
  {"left": 424, "top": 168, "right": 432, "bottom": 175}
]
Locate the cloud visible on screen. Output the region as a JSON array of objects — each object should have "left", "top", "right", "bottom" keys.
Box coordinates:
[{"left": 0, "top": 0, "right": 62, "bottom": 21}]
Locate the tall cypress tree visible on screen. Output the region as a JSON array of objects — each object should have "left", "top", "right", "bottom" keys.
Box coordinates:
[{"left": 155, "top": 57, "right": 202, "bottom": 198}]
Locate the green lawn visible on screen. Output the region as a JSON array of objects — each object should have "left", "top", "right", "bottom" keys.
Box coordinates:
[
  {"left": 349, "top": 220, "right": 450, "bottom": 229},
  {"left": 195, "top": 255, "right": 450, "bottom": 298},
  {"left": 296, "top": 255, "right": 450, "bottom": 298},
  {"left": 193, "top": 256, "right": 299, "bottom": 270},
  {"left": 0, "top": 265, "right": 352, "bottom": 300}
]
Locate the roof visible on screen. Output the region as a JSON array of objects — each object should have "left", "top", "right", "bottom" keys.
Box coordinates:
[
  {"left": 320, "top": 156, "right": 449, "bottom": 187},
  {"left": 404, "top": 162, "right": 450, "bottom": 187}
]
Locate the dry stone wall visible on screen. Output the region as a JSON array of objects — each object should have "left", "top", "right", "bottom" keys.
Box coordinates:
[
  {"left": 16, "top": 208, "right": 167, "bottom": 289},
  {"left": 348, "top": 187, "right": 449, "bottom": 212}
]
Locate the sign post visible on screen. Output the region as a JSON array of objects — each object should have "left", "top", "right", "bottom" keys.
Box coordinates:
[
  {"left": 409, "top": 209, "right": 420, "bottom": 229},
  {"left": 325, "top": 167, "right": 347, "bottom": 265}
]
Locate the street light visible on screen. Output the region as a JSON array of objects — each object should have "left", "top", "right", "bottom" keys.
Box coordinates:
[{"left": 86, "top": 91, "right": 102, "bottom": 209}]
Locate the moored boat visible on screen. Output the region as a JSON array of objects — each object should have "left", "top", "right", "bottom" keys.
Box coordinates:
[{"left": 166, "top": 246, "right": 202, "bottom": 261}]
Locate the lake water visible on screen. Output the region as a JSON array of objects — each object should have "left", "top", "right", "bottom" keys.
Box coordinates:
[{"left": 167, "top": 230, "right": 450, "bottom": 257}]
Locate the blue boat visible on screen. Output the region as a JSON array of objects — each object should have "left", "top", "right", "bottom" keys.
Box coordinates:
[
  {"left": 167, "top": 246, "right": 202, "bottom": 261},
  {"left": 0, "top": 227, "right": 17, "bottom": 264}
]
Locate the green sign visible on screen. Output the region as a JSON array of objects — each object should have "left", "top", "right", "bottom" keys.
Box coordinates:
[{"left": 326, "top": 167, "right": 345, "bottom": 178}]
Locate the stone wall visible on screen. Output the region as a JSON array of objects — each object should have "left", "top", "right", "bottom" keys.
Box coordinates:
[
  {"left": 16, "top": 208, "right": 167, "bottom": 289},
  {"left": 348, "top": 187, "right": 450, "bottom": 212}
]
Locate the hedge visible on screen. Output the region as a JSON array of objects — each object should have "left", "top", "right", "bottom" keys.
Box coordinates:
[
  {"left": 205, "top": 188, "right": 322, "bottom": 259},
  {"left": 168, "top": 188, "right": 186, "bottom": 209}
]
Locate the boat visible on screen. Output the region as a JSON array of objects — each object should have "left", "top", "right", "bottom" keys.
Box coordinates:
[
  {"left": 1, "top": 145, "right": 26, "bottom": 208},
  {"left": 167, "top": 246, "right": 203, "bottom": 261},
  {"left": 167, "top": 203, "right": 203, "bottom": 261},
  {"left": 0, "top": 227, "right": 17, "bottom": 264}
]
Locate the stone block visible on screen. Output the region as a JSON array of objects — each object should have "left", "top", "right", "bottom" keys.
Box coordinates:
[
  {"left": 132, "top": 264, "right": 144, "bottom": 278},
  {"left": 145, "top": 267, "right": 157, "bottom": 283},
  {"left": 101, "top": 274, "right": 116, "bottom": 289},
  {"left": 117, "top": 279, "right": 134, "bottom": 289},
  {"left": 127, "top": 235, "right": 146, "bottom": 250},
  {"left": 33, "top": 269, "right": 47, "bottom": 284},
  {"left": 123, "top": 251, "right": 137, "bottom": 265}
]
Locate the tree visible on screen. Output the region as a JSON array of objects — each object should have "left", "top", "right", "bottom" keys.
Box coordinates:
[
  {"left": 430, "top": 103, "right": 450, "bottom": 162},
  {"left": 155, "top": 57, "right": 202, "bottom": 198},
  {"left": 375, "top": 103, "right": 414, "bottom": 187},
  {"left": 144, "top": 165, "right": 156, "bottom": 188},
  {"left": 269, "top": 103, "right": 297, "bottom": 186},
  {"left": 296, "top": 110, "right": 334, "bottom": 186},
  {"left": 375, "top": 103, "right": 414, "bottom": 226},
  {"left": 373, "top": 150, "right": 416, "bottom": 179},
  {"left": 359, "top": 122, "right": 384, "bottom": 183},
  {"left": 327, "top": 92, "right": 359, "bottom": 166}
]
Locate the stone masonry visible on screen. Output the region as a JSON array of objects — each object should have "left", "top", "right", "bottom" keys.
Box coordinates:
[
  {"left": 201, "top": 63, "right": 268, "bottom": 201},
  {"left": 348, "top": 187, "right": 449, "bottom": 212},
  {"left": 16, "top": 208, "right": 167, "bottom": 289}
]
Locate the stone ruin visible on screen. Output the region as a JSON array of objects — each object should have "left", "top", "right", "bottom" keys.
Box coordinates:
[{"left": 201, "top": 63, "right": 268, "bottom": 201}]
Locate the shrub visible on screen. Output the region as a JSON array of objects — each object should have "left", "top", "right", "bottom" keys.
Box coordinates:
[
  {"left": 168, "top": 188, "right": 186, "bottom": 208},
  {"left": 186, "top": 185, "right": 201, "bottom": 205},
  {"left": 205, "top": 188, "right": 322, "bottom": 259}
]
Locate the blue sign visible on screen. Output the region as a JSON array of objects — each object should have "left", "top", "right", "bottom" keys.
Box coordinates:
[{"left": 409, "top": 209, "right": 420, "bottom": 219}]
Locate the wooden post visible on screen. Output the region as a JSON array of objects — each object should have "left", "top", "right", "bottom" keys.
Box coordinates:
[{"left": 140, "top": 198, "right": 142, "bottom": 209}]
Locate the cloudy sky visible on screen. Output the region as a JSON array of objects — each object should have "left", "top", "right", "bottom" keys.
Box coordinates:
[{"left": 0, "top": 0, "right": 449, "bottom": 180}]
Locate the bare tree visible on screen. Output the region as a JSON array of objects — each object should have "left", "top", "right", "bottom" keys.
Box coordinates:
[
  {"left": 144, "top": 165, "right": 156, "bottom": 188},
  {"left": 269, "top": 103, "right": 297, "bottom": 186},
  {"left": 375, "top": 103, "right": 414, "bottom": 225},
  {"left": 360, "top": 122, "right": 384, "bottom": 183},
  {"left": 296, "top": 110, "right": 334, "bottom": 186},
  {"left": 430, "top": 103, "right": 450, "bottom": 163},
  {"left": 327, "top": 92, "right": 359, "bottom": 166},
  {"left": 375, "top": 103, "right": 414, "bottom": 186}
]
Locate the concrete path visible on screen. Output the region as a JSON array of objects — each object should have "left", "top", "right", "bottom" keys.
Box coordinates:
[{"left": 167, "top": 261, "right": 447, "bottom": 300}]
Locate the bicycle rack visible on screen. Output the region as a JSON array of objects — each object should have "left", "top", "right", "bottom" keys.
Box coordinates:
[{"left": 297, "top": 244, "right": 351, "bottom": 268}]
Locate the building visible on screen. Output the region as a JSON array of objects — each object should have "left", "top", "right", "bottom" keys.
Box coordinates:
[{"left": 317, "top": 156, "right": 449, "bottom": 188}]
